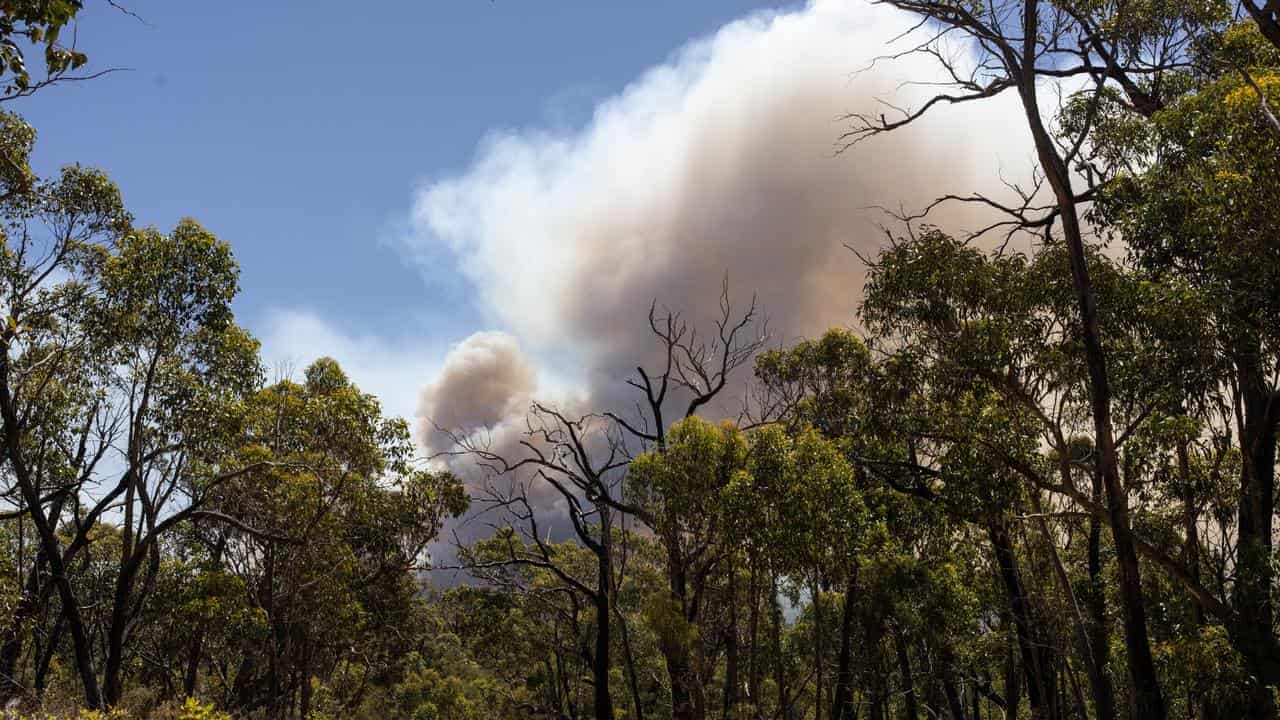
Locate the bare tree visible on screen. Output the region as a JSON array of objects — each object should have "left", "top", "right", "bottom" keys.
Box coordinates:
[
  {"left": 441, "top": 404, "right": 631, "bottom": 720},
  {"left": 609, "top": 282, "right": 766, "bottom": 720},
  {"left": 441, "top": 282, "right": 766, "bottom": 720}
]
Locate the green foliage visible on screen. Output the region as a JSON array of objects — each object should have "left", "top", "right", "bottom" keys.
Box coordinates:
[{"left": 0, "top": 1, "right": 88, "bottom": 97}]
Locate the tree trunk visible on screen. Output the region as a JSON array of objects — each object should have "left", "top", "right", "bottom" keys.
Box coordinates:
[
  {"left": 184, "top": 627, "right": 205, "bottom": 697},
  {"left": 893, "top": 626, "right": 919, "bottom": 720},
  {"left": 990, "top": 523, "right": 1050, "bottom": 720},
  {"left": 833, "top": 573, "right": 859, "bottom": 720},
  {"left": 33, "top": 614, "right": 65, "bottom": 698},
  {"left": 0, "top": 369, "right": 103, "bottom": 708},
  {"left": 1231, "top": 353, "right": 1278, "bottom": 720},
  {"left": 663, "top": 536, "right": 709, "bottom": 720},
  {"left": 748, "top": 553, "right": 761, "bottom": 709},
  {"left": 592, "top": 543, "right": 615, "bottom": 720},
  {"left": 1034, "top": 484, "right": 1113, "bottom": 720},
  {"left": 863, "top": 613, "right": 887, "bottom": 720},
  {"left": 616, "top": 600, "right": 645, "bottom": 720},
  {"left": 1012, "top": 3, "right": 1166, "bottom": 716},
  {"left": 972, "top": 676, "right": 982, "bottom": 720},
  {"left": 937, "top": 638, "right": 969, "bottom": 720},
  {"left": 813, "top": 576, "right": 825, "bottom": 720},
  {"left": 942, "top": 677, "right": 968, "bottom": 720},
  {"left": 667, "top": 644, "right": 699, "bottom": 720},
  {"left": 772, "top": 571, "right": 790, "bottom": 720},
  {"left": 103, "top": 560, "right": 137, "bottom": 706},
  {"left": 1084, "top": 466, "right": 1117, "bottom": 720},
  {"left": 1003, "top": 638, "right": 1021, "bottom": 720},
  {"left": 724, "top": 555, "right": 740, "bottom": 718}
]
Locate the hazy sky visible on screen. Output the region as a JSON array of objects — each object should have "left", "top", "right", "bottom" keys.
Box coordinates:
[{"left": 16, "top": 1, "right": 1026, "bottom": 433}]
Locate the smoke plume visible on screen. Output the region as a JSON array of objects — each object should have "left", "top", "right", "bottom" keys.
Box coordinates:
[
  {"left": 417, "top": 331, "right": 537, "bottom": 447},
  {"left": 407, "top": 0, "right": 1032, "bottom": 548}
]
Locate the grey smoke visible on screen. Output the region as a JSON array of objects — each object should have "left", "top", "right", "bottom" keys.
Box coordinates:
[
  {"left": 406, "top": 0, "right": 1032, "bottom": 550},
  {"left": 417, "top": 331, "right": 537, "bottom": 448}
]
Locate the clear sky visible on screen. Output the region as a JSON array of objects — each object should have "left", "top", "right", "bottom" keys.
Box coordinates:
[{"left": 12, "top": 0, "right": 791, "bottom": 401}]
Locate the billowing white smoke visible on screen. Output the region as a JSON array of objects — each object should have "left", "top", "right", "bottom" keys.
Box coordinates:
[{"left": 408, "top": 0, "right": 1031, "bottom": 544}]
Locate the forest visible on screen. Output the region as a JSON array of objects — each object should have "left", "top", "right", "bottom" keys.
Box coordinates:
[{"left": 1, "top": 0, "right": 1279, "bottom": 719}]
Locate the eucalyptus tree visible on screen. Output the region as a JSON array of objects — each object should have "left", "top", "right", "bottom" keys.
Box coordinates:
[
  {"left": 724, "top": 424, "right": 872, "bottom": 720},
  {"left": 0, "top": 108, "right": 130, "bottom": 707},
  {"left": 841, "top": 0, "right": 1243, "bottom": 713},
  {"left": 93, "top": 220, "right": 268, "bottom": 707},
  {"left": 1089, "top": 26, "right": 1280, "bottom": 713},
  {"left": 0, "top": 187, "right": 288, "bottom": 708},
  {"left": 629, "top": 416, "right": 747, "bottom": 720},
  {"left": 212, "top": 358, "right": 465, "bottom": 719},
  {"left": 613, "top": 286, "right": 765, "bottom": 720}
]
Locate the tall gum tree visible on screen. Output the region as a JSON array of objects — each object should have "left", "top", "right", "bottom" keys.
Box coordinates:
[
  {"left": 1091, "top": 32, "right": 1280, "bottom": 712},
  {"left": 838, "top": 1, "right": 1236, "bottom": 715}
]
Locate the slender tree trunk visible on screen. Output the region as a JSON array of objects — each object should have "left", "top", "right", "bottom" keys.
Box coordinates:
[
  {"left": 0, "top": 369, "right": 102, "bottom": 708},
  {"left": 833, "top": 573, "right": 859, "bottom": 720},
  {"left": 813, "top": 576, "right": 825, "bottom": 720},
  {"left": 1175, "top": 439, "right": 1219, "bottom": 720},
  {"left": 615, "top": 600, "right": 645, "bottom": 720},
  {"left": 103, "top": 557, "right": 139, "bottom": 706},
  {"left": 1004, "top": 637, "right": 1021, "bottom": 720},
  {"left": 972, "top": 676, "right": 982, "bottom": 720},
  {"left": 863, "top": 613, "right": 887, "bottom": 720},
  {"left": 111, "top": 463, "right": 137, "bottom": 705},
  {"left": 937, "top": 638, "right": 969, "bottom": 720},
  {"left": 1011, "top": 4, "right": 1166, "bottom": 716},
  {"left": 266, "top": 545, "right": 281, "bottom": 720},
  {"left": 1231, "top": 352, "right": 1278, "bottom": 720},
  {"left": 1065, "top": 656, "right": 1089, "bottom": 720},
  {"left": 184, "top": 627, "right": 206, "bottom": 697},
  {"left": 665, "top": 552, "right": 699, "bottom": 720},
  {"left": 942, "top": 677, "right": 968, "bottom": 720},
  {"left": 592, "top": 541, "right": 615, "bottom": 720},
  {"left": 1084, "top": 466, "right": 1117, "bottom": 720},
  {"left": 231, "top": 653, "right": 258, "bottom": 710},
  {"left": 724, "top": 555, "right": 740, "bottom": 718},
  {"left": 748, "top": 553, "right": 761, "bottom": 709},
  {"left": 990, "top": 523, "right": 1049, "bottom": 720},
  {"left": 186, "top": 538, "right": 226, "bottom": 699},
  {"left": 33, "top": 614, "right": 65, "bottom": 698},
  {"left": 772, "top": 571, "right": 789, "bottom": 720},
  {"left": 1034, "top": 485, "right": 1113, "bottom": 720},
  {"left": 893, "top": 626, "right": 919, "bottom": 720}
]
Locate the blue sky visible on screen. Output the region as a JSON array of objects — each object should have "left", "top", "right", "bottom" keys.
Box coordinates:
[{"left": 15, "top": 1, "right": 790, "bottom": 343}]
